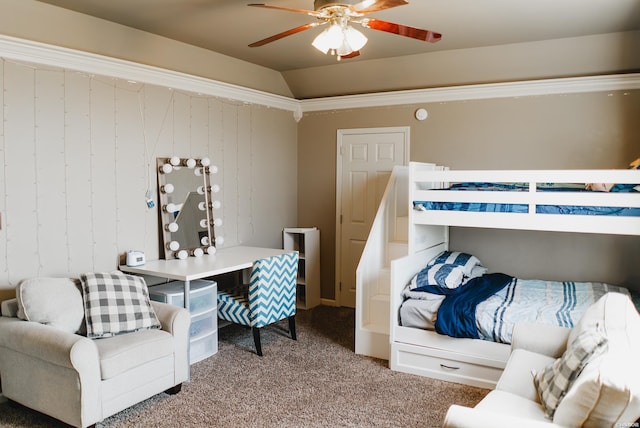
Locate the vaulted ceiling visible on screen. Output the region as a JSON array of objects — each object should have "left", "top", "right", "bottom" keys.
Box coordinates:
[{"left": 34, "top": 0, "right": 640, "bottom": 98}]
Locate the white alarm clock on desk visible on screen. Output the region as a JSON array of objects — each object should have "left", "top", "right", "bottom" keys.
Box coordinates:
[{"left": 126, "top": 250, "right": 146, "bottom": 267}]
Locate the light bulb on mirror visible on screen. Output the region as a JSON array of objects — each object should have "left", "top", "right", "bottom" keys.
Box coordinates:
[
  {"left": 169, "top": 156, "right": 181, "bottom": 166},
  {"left": 206, "top": 246, "right": 216, "bottom": 255},
  {"left": 192, "top": 248, "right": 204, "bottom": 257},
  {"left": 209, "top": 165, "right": 218, "bottom": 174},
  {"left": 194, "top": 168, "right": 203, "bottom": 177},
  {"left": 167, "top": 241, "right": 180, "bottom": 251},
  {"left": 197, "top": 186, "right": 205, "bottom": 195},
  {"left": 201, "top": 236, "right": 210, "bottom": 246},
  {"left": 212, "top": 200, "right": 221, "bottom": 209},
  {"left": 176, "top": 250, "right": 188, "bottom": 260},
  {"left": 198, "top": 202, "right": 206, "bottom": 211},
  {"left": 200, "top": 157, "right": 211, "bottom": 167},
  {"left": 199, "top": 219, "right": 209, "bottom": 228},
  {"left": 165, "top": 222, "right": 179, "bottom": 233},
  {"left": 184, "top": 158, "right": 196, "bottom": 168},
  {"left": 160, "top": 163, "right": 173, "bottom": 174},
  {"left": 161, "top": 183, "right": 174, "bottom": 194},
  {"left": 213, "top": 218, "right": 222, "bottom": 227},
  {"left": 164, "top": 203, "right": 178, "bottom": 213},
  {"left": 211, "top": 184, "right": 220, "bottom": 193},
  {"left": 215, "top": 236, "right": 224, "bottom": 246}
]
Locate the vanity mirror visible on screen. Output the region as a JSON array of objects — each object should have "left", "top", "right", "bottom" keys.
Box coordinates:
[{"left": 157, "top": 157, "right": 222, "bottom": 259}]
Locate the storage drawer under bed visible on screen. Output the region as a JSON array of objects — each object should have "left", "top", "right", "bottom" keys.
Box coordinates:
[{"left": 391, "top": 342, "right": 505, "bottom": 389}]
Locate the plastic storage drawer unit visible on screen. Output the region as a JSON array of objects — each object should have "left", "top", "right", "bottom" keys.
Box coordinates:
[
  {"left": 148, "top": 279, "right": 216, "bottom": 315},
  {"left": 148, "top": 279, "right": 218, "bottom": 363},
  {"left": 190, "top": 308, "right": 217, "bottom": 338},
  {"left": 190, "top": 330, "right": 218, "bottom": 364}
]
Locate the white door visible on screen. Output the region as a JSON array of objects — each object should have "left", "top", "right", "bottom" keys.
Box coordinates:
[{"left": 336, "top": 127, "right": 409, "bottom": 307}]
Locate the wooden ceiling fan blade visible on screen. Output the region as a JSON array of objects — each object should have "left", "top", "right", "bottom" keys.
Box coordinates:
[
  {"left": 248, "top": 23, "right": 321, "bottom": 47},
  {"left": 339, "top": 50, "right": 361, "bottom": 60},
  {"left": 352, "top": 0, "right": 409, "bottom": 14},
  {"left": 363, "top": 19, "right": 442, "bottom": 42},
  {"left": 247, "top": 3, "right": 322, "bottom": 17}
]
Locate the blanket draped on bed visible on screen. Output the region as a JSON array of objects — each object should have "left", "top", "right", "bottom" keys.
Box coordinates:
[{"left": 435, "top": 273, "right": 515, "bottom": 339}]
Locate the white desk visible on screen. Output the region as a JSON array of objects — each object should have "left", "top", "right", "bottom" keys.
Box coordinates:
[
  {"left": 121, "top": 246, "right": 292, "bottom": 369},
  {"left": 120, "top": 245, "right": 292, "bottom": 309}
]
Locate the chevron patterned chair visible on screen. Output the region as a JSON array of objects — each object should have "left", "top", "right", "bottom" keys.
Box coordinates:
[{"left": 217, "top": 252, "right": 299, "bottom": 356}]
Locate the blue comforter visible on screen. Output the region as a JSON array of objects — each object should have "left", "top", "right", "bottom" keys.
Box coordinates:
[{"left": 435, "top": 273, "right": 514, "bottom": 339}]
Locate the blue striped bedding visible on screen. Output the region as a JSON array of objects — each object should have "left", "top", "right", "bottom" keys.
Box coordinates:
[
  {"left": 413, "top": 181, "right": 640, "bottom": 217},
  {"left": 400, "top": 248, "right": 637, "bottom": 344},
  {"left": 475, "top": 279, "right": 629, "bottom": 343},
  {"left": 400, "top": 278, "right": 631, "bottom": 344},
  {"left": 414, "top": 201, "right": 640, "bottom": 216}
]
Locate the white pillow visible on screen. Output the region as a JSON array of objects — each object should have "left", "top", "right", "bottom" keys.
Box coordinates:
[
  {"left": 553, "top": 293, "right": 640, "bottom": 426},
  {"left": 16, "top": 277, "right": 85, "bottom": 334}
]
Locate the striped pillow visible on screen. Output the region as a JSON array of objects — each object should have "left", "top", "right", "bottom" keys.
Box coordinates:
[
  {"left": 428, "top": 251, "right": 483, "bottom": 276},
  {"left": 410, "top": 251, "right": 488, "bottom": 294},
  {"left": 423, "top": 263, "right": 466, "bottom": 289}
]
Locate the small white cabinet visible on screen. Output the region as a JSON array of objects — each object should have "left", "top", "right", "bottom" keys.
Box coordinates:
[
  {"left": 283, "top": 227, "right": 320, "bottom": 309},
  {"left": 148, "top": 279, "right": 218, "bottom": 364}
]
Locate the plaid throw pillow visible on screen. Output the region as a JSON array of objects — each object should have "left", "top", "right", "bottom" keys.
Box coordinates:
[
  {"left": 80, "top": 272, "right": 161, "bottom": 339},
  {"left": 532, "top": 325, "right": 608, "bottom": 418}
]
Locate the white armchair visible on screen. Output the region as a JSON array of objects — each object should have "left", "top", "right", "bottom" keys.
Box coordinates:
[
  {"left": 443, "top": 293, "right": 640, "bottom": 428},
  {"left": 0, "top": 276, "right": 191, "bottom": 428}
]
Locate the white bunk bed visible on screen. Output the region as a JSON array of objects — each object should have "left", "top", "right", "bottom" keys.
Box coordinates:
[{"left": 390, "top": 161, "right": 640, "bottom": 388}]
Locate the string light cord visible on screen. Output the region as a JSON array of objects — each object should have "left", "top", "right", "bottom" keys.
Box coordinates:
[
  {"left": 138, "top": 87, "right": 174, "bottom": 206},
  {"left": 1, "top": 59, "right": 10, "bottom": 284}
]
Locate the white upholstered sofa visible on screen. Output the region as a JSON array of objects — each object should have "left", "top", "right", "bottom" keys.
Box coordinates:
[
  {"left": 0, "top": 275, "right": 191, "bottom": 428},
  {"left": 444, "top": 292, "right": 640, "bottom": 428}
]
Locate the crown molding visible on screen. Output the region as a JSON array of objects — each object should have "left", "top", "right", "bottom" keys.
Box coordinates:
[
  {"left": 1, "top": 35, "right": 638, "bottom": 121},
  {"left": 299, "top": 73, "right": 640, "bottom": 113},
  {"left": 0, "top": 35, "right": 302, "bottom": 120}
]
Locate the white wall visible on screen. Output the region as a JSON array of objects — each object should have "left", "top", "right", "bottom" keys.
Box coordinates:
[
  {"left": 0, "top": 58, "right": 297, "bottom": 292},
  {"left": 298, "top": 86, "right": 640, "bottom": 299}
]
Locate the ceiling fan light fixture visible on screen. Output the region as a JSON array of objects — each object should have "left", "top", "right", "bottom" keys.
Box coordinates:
[
  {"left": 312, "top": 23, "right": 367, "bottom": 57},
  {"left": 249, "top": 1, "right": 439, "bottom": 62},
  {"left": 344, "top": 25, "right": 368, "bottom": 51},
  {"left": 312, "top": 23, "right": 341, "bottom": 54}
]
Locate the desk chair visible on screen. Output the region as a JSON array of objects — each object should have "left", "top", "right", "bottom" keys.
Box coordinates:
[{"left": 217, "top": 252, "right": 298, "bottom": 356}]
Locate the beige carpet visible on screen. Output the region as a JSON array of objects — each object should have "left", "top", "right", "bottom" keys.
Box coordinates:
[{"left": 0, "top": 306, "right": 489, "bottom": 427}]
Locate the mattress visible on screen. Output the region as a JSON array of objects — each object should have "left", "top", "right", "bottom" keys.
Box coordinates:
[
  {"left": 399, "top": 278, "right": 631, "bottom": 344},
  {"left": 399, "top": 297, "right": 438, "bottom": 331}
]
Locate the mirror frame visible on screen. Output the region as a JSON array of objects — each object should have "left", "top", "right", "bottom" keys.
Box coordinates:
[{"left": 156, "top": 157, "right": 221, "bottom": 259}]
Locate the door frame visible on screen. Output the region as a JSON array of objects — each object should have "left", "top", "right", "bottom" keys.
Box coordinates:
[{"left": 334, "top": 126, "right": 410, "bottom": 306}]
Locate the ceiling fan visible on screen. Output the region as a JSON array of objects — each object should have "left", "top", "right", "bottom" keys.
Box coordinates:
[{"left": 248, "top": 0, "right": 441, "bottom": 60}]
